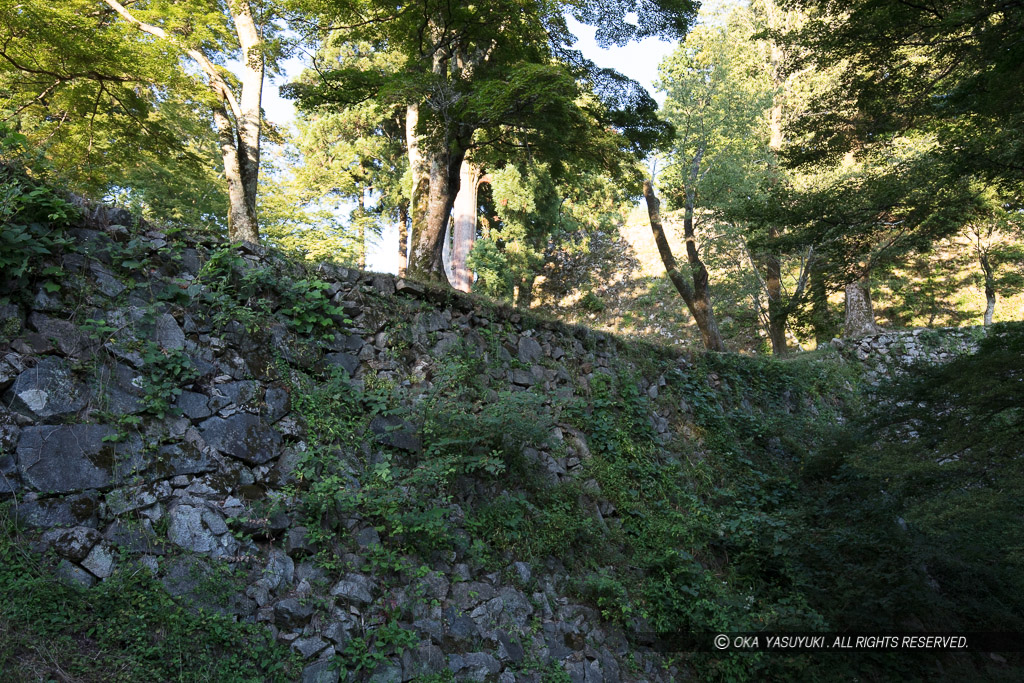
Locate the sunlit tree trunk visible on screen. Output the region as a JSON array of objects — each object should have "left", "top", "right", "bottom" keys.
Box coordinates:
[
  {"left": 449, "top": 158, "right": 481, "bottom": 292},
  {"left": 410, "top": 142, "right": 466, "bottom": 280},
  {"left": 980, "top": 251, "right": 996, "bottom": 326},
  {"left": 397, "top": 200, "right": 409, "bottom": 277},
  {"left": 844, "top": 276, "right": 878, "bottom": 338},
  {"left": 356, "top": 191, "right": 366, "bottom": 269},
  {"left": 102, "top": 0, "right": 263, "bottom": 243}
]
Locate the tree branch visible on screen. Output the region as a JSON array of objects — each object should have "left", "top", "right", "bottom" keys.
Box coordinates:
[{"left": 99, "top": 0, "right": 242, "bottom": 122}]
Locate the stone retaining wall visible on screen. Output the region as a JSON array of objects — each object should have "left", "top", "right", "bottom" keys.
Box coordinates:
[
  {"left": 0, "top": 217, "right": 691, "bottom": 683},
  {"left": 827, "top": 327, "right": 986, "bottom": 384}
]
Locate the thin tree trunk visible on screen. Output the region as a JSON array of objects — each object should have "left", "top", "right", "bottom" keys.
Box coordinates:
[
  {"left": 101, "top": 0, "right": 262, "bottom": 242},
  {"left": 397, "top": 200, "right": 409, "bottom": 277},
  {"left": 643, "top": 180, "right": 725, "bottom": 352},
  {"left": 405, "top": 103, "right": 430, "bottom": 273},
  {"left": 808, "top": 259, "right": 833, "bottom": 345},
  {"left": 980, "top": 252, "right": 996, "bottom": 326},
  {"left": 229, "top": 0, "right": 263, "bottom": 243},
  {"left": 765, "top": 24, "right": 788, "bottom": 354},
  {"left": 765, "top": 229, "right": 787, "bottom": 354},
  {"left": 450, "top": 158, "right": 480, "bottom": 292},
  {"left": 515, "top": 273, "right": 536, "bottom": 308},
  {"left": 844, "top": 276, "right": 878, "bottom": 338},
  {"left": 212, "top": 104, "right": 250, "bottom": 240},
  {"left": 356, "top": 192, "right": 366, "bottom": 269}
]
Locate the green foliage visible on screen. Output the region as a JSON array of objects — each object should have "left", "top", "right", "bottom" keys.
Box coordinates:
[
  {"left": 0, "top": 506, "right": 300, "bottom": 682},
  {"left": 0, "top": 162, "right": 77, "bottom": 290},
  {"left": 466, "top": 238, "right": 515, "bottom": 300},
  {"left": 196, "top": 245, "right": 349, "bottom": 337},
  {"left": 278, "top": 277, "right": 349, "bottom": 337},
  {"left": 834, "top": 323, "right": 1024, "bottom": 633},
  {"left": 138, "top": 343, "right": 199, "bottom": 419},
  {"left": 339, "top": 618, "right": 418, "bottom": 673}
]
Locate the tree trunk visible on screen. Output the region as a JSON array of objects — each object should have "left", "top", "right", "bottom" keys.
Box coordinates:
[
  {"left": 515, "top": 272, "right": 536, "bottom": 308},
  {"left": 356, "top": 192, "right": 366, "bottom": 269},
  {"left": 765, "top": 26, "right": 789, "bottom": 354},
  {"left": 980, "top": 252, "right": 996, "bottom": 326},
  {"left": 808, "top": 260, "right": 834, "bottom": 345},
  {"left": 765, "top": 230, "right": 787, "bottom": 354},
  {"left": 212, "top": 104, "right": 252, "bottom": 241},
  {"left": 229, "top": 0, "right": 263, "bottom": 244},
  {"left": 643, "top": 180, "right": 725, "bottom": 352},
  {"left": 102, "top": 0, "right": 263, "bottom": 243},
  {"left": 844, "top": 277, "right": 878, "bottom": 338},
  {"left": 449, "top": 158, "right": 480, "bottom": 292},
  {"left": 405, "top": 103, "right": 430, "bottom": 274},
  {"left": 397, "top": 200, "right": 409, "bottom": 277},
  {"left": 409, "top": 145, "right": 466, "bottom": 280}
]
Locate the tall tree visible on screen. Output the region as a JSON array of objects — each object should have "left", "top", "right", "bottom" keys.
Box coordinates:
[
  {"left": 289, "top": 0, "right": 695, "bottom": 282},
  {"left": 655, "top": 6, "right": 772, "bottom": 351},
  {"left": 643, "top": 179, "right": 725, "bottom": 351},
  {"left": 0, "top": 0, "right": 214, "bottom": 210},
  {"left": 447, "top": 157, "right": 483, "bottom": 292},
  {"left": 98, "top": 0, "right": 286, "bottom": 242},
  {"left": 291, "top": 41, "right": 408, "bottom": 266},
  {"left": 774, "top": 0, "right": 1024, "bottom": 306}
]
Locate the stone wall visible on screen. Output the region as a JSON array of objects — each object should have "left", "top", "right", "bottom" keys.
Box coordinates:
[
  {"left": 0, "top": 217, "right": 693, "bottom": 683},
  {"left": 826, "top": 327, "right": 986, "bottom": 385}
]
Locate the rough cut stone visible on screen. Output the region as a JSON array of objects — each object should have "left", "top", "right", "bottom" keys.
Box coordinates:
[
  {"left": 0, "top": 357, "right": 19, "bottom": 393},
  {"left": 198, "top": 413, "right": 282, "bottom": 464},
  {"left": 56, "top": 559, "right": 96, "bottom": 588},
  {"left": 285, "top": 526, "right": 317, "bottom": 557},
  {"left": 90, "top": 262, "right": 126, "bottom": 298},
  {"left": 4, "top": 356, "right": 88, "bottom": 421},
  {"left": 27, "top": 313, "right": 91, "bottom": 358},
  {"left": 324, "top": 352, "right": 360, "bottom": 376},
  {"left": 81, "top": 543, "right": 115, "bottom": 579},
  {"left": 330, "top": 573, "right": 375, "bottom": 605},
  {"left": 13, "top": 492, "right": 100, "bottom": 528},
  {"left": 262, "top": 548, "right": 295, "bottom": 591},
  {"left": 457, "top": 652, "right": 501, "bottom": 678},
  {"left": 402, "top": 644, "right": 446, "bottom": 680},
  {"left": 263, "top": 385, "right": 290, "bottom": 423},
  {"left": 40, "top": 526, "right": 101, "bottom": 561},
  {"left": 218, "top": 380, "right": 260, "bottom": 408},
  {"left": 16, "top": 425, "right": 118, "bottom": 493},
  {"left": 158, "top": 443, "right": 215, "bottom": 476},
  {"left": 153, "top": 313, "right": 186, "bottom": 350},
  {"left": 274, "top": 597, "right": 315, "bottom": 629},
  {"left": 106, "top": 481, "right": 171, "bottom": 515},
  {"left": 104, "top": 519, "right": 164, "bottom": 554},
  {"left": 301, "top": 659, "right": 340, "bottom": 683},
  {"left": 176, "top": 391, "right": 212, "bottom": 420},
  {"left": 166, "top": 504, "right": 235, "bottom": 555},
  {"left": 292, "top": 636, "right": 329, "bottom": 659},
  {"left": 518, "top": 336, "right": 543, "bottom": 364}
]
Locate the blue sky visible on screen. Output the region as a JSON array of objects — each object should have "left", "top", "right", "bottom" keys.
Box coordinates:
[{"left": 259, "top": 21, "right": 680, "bottom": 273}]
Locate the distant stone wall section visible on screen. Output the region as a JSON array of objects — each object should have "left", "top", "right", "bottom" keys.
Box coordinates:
[{"left": 827, "top": 327, "right": 987, "bottom": 384}]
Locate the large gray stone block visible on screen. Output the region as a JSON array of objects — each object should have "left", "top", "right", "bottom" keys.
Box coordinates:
[
  {"left": 198, "top": 413, "right": 282, "bottom": 464},
  {"left": 16, "top": 425, "right": 118, "bottom": 493},
  {"left": 4, "top": 356, "right": 88, "bottom": 421}
]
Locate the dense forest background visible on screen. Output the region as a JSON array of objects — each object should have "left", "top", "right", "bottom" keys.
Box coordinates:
[{"left": 2, "top": 0, "right": 1020, "bottom": 353}]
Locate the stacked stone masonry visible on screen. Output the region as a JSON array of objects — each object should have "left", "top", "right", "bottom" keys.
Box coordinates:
[{"left": 0, "top": 218, "right": 696, "bottom": 683}]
